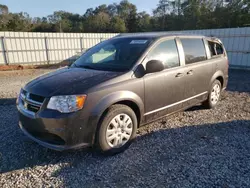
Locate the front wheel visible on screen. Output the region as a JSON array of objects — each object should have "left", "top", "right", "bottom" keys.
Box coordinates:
[
  {"left": 203, "top": 80, "right": 222, "bottom": 109},
  {"left": 96, "top": 104, "right": 137, "bottom": 155}
]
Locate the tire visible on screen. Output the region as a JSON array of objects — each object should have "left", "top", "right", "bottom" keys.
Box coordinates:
[
  {"left": 96, "top": 104, "right": 137, "bottom": 155},
  {"left": 203, "top": 80, "right": 222, "bottom": 109}
]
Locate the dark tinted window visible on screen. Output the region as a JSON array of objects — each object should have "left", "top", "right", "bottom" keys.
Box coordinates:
[
  {"left": 147, "top": 39, "right": 180, "bottom": 69},
  {"left": 208, "top": 41, "right": 217, "bottom": 56},
  {"left": 208, "top": 41, "right": 224, "bottom": 56},
  {"left": 181, "top": 39, "right": 207, "bottom": 64},
  {"left": 215, "top": 43, "right": 224, "bottom": 55}
]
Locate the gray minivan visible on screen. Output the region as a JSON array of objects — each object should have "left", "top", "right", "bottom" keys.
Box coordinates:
[{"left": 17, "top": 33, "right": 228, "bottom": 154}]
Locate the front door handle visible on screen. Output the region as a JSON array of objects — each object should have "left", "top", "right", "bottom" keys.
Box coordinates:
[
  {"left": 187, "top": 70, "right": 193, "bottom": 75},
  {"left": 175, "top": 73, "right": 184, "bottom": 78}
]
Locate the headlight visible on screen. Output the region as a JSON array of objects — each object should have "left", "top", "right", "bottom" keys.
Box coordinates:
[{"left": 47, "top": 95, "right": 87, "bottom": 113}]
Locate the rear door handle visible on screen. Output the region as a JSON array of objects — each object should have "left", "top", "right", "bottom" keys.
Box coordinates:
[
  {"left": 175, "top": 73, "right": 184, "bottom": 78},
  {"left": 187, "top": 70, "right": 193, "bottom": 75}
]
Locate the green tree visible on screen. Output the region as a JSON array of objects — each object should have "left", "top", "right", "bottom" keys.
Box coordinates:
[
  {"left": 48, "top": 11, "right": 73, "bottom": 32},
  {"left": 85, "top": 12, "right": 110, "bottom": 32},
  {"left": 110, "top": 16, "right": 126, "bottom": 32},
  {"left": 0, "top": 0, "right": 250, "bottom": 33},
  {"left": 117, "top": 0, "right": 137, "bottom": 32},
  {"left": 0, "top": 4, "right": 8, "bottom": 14},
  {"left": 136, "top": 11, "right": 151, "bottom": 32},
  {"left": 107, "top": 3, "right": 118, "bottom": 17},
  {"left": 6, "top": 12, "right": 32, "bottom": 31},
  {"left": 153, "top": 0, "right": 175, "bottom": 30}
]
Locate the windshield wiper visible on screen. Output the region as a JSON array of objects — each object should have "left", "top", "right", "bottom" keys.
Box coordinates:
[
  {"left": 73, "top": 64, "right": 97, "bottom": 70},
  {"left": 81, "top": 65, "right": 96, "bottom": 70}
]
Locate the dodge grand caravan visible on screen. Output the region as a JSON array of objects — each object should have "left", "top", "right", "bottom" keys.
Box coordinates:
[{"left": 17, "top": 33, "right": 228, "bottom": 154}]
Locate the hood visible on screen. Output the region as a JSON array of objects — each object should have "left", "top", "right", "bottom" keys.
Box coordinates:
[{"left": 24, "top": 67, "right": 122, "bottom": 97}]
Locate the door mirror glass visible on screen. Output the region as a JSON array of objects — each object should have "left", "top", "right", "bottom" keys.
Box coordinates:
[{"left": 146, "top": 60, "right": 164, "bottom": 74}]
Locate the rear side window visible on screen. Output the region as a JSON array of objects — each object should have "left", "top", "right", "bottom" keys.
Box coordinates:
[
  {"left": 147, "top": 39, "right": 180, "bottom": 69},
  {"left": 181, "top": 38, "right": 207, "bottom": 64},
  {"left": 208, "top": 41, "right": 224, "bottom": 57},
  {"left": 208, "top": 41, "right": 217, "bottom": 56},
  {"left": 215, "top": 43, "right": 224, "bottom": 55}
]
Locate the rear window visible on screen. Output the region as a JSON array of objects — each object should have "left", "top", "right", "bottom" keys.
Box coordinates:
[
  {"left": 181, "top": 38, "right": 207, "bottom": 64},
  {"left": 208, "top": 41, "right": 224, "bottom": 57}
]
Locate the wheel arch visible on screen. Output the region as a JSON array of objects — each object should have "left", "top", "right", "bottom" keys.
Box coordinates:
[
  {"left": 90, "top": 91, "right": 144, "bottom": 144},
  {"left": 210, "top": 70, "right": 225, "bottom": 88},
  {"left": 216, "top": 76, "right": 224, "bottom": 88}
]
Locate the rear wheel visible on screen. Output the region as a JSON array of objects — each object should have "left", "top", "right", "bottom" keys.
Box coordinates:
[
  {"left": 203, "top": 80, "right": 222, "bottom": 109},
  {"left": 96, "top": 104, "right": 137, "bottom": 155}
]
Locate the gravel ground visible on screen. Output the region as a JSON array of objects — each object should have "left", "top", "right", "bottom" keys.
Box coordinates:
[
  {"left": 0, "top": 69, "right": 250, "bottom": 188},
  {"left": 0, "top": 69, "right": 53, "bottom": 103}
]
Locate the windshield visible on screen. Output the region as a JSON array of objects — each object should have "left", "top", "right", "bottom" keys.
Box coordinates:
[{"left": 72, "top": 37, "right": 153, "bottom": 72}]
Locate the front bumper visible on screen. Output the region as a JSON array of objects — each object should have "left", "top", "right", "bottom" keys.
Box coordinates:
[
  {"left": 19, "top": 121, "right": 89, "bottom": 151},
  {"left": 17, "top": 102, "right": 95, "bottom": 151}
]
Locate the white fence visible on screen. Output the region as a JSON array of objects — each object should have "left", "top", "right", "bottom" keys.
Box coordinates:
[
  {"left": 0, "top": 27, "right": 250, "bottom": 69},
  {"left": 0, "top": 32, "right": 118, "bottom": 65}
]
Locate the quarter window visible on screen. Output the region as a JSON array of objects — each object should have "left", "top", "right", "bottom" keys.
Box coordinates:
[
  {"left": 208, "top": 41, "right": 217, "bottom": 56},
  {"left": 215, "top": 43, "right": 224, "bottom": 55},
  {"left": 147, "top": 39, "right": 180, "bottom": 69},
  {"left": 208, "top": 41, "right": 224, "bottom": 57},
  {"left": 181, "top": 38, "right": 207, "bottom": 64}
]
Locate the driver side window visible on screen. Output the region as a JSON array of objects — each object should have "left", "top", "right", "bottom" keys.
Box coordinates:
[{"left": 147, "top": 39, "right": 180, "bottom": 69}]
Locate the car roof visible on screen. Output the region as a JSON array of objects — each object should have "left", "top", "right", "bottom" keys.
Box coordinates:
[
  {"left": 116, "top": 32, "right": 207, "bottom": 39},
  {"left": 115, "top": 32, "right": 222, "bottom": 42}
]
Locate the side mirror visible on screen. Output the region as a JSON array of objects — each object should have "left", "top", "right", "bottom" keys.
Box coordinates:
[{"left": 146, "top": 60, "right": 164, "bottom": 74}]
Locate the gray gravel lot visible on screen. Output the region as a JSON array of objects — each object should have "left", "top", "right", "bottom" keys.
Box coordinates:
[
  {"left": 0, "top": 69, "right": 250, "bottom": 188},
  {"left": 0, "top": 69, "right": 53, "bottom": 104}
]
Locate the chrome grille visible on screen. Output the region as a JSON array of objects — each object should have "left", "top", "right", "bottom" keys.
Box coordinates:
[{"left": 20, "top": 90, "right": 45, "bottom": 113}]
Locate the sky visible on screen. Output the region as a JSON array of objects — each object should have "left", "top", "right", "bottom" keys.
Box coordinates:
[{"left": 1, "top": 0, "right": 157, "bottom": 17}]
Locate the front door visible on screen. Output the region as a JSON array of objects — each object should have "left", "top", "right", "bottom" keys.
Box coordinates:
[{"left": 143, "top": 38, "right": 186, "bottom": 121}]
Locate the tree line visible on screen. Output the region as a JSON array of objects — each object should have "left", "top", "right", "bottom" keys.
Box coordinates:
[{"left": 0, "top": 0, "right": 250, "bottom": 33}]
